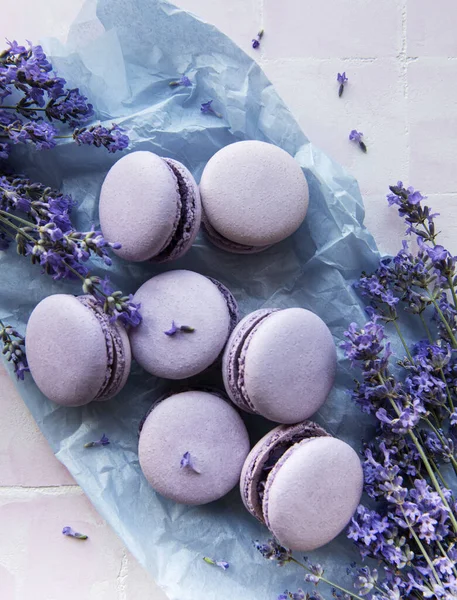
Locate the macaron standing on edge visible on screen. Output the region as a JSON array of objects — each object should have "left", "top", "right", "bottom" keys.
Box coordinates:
[
  {"left": 129, "top": 270, "right": 239, "bottom": 380},
  {"left": 199, "top": 141, "right": 309, "bottom": 254},
  {"left": 138, "top": 390, "right": 251, "bottom": 505},
  {"left": 241, "top": 422, "right": 364, "bottom": 551},
  {"left": 26, "top": 294, "right": 132, "bottom": 407},
  {"left": 99, "top": 151, "right": 201, "bottom": 263},
  {"left": 222, "top": 307, "right": 337, "bottom": 423}
]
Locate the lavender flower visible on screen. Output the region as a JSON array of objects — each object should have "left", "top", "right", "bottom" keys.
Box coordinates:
[
  {"left": 84, "top": 434, "right": 110, "bottom": 448},
  {"left": 349, "top": 130, "right": 367, "bottom": 153},
  {"left": 203, "top": 557, "right": 229, "bottom": 570},
  {"left": 0, "top": 321, "right": 29, "bottom": 380},
  {"left": 0, "top": 142, "right": 9, "bottom": 159},
  {"left": 337, "top": 72, "right": 348, "bottom": 97},
  {"left": 169, "top": 75, "right": 192, "bottom": 87},
  {"left": 180, "top": 451, "right": 200, "bottom": 473},
  {"left": 253, "top": 539, "right": 291, "bottom": 566},
  {"left": 164, "top": 321, "right": 195, "bottom": 336},
  {"left": 3, "top": 119, "right": 57, "bottom": 150},
  {"left": 200, "top": 100, "right": 222, "bottom": 118},
  {"left": 62, "top": 526, "right": 88, "bottom": 540},
  {"left": 73, "top": 123, "right": 129, "bottom": 153},
  {"left": 0, "top": 175, "right": 141, "bottom": 329},
  {"left": 252, "top": 29, "right": 264, "bottom": 49},
  {"left": 0, "top": 41, "right": 128, "bottom": 153}
]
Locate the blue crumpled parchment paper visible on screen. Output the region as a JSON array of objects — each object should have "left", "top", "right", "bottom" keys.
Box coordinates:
[{"left": 1, "top": 0, "right": 385, "bottom": 597}]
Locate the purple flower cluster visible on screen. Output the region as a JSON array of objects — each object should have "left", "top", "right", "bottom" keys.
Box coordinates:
[
  {"left": 0, "top": 40, "right": 128, "bottom": 156},
  {"left": 340, "top": 182, "right": 457, "bottom": 599},
  {"left": 0, "top": 320, "right": 28, "bottom": 380},
  {"left": 0, "top": 174, "right": 141, "bottom": 329},
  {"left": 73, "top": 123, "right": 129, "bottom": 153}
]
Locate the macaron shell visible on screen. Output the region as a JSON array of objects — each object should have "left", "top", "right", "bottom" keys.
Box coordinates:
[
  {"left": 243, "top": 308, "right": 337, "bottom": 423},
  {"left": 154, "top": 158, "right": 202, "bottom": 262},
  {"left": 240, "top": 421, "right": 330, "bottom": 522},
  {"left": 138, "top": 391, "right": 251, "bottom": 505},
  {"left": 263, "top": 437, "right": 363, "bottom": 551},
  {"left": 129, "top": 270, "right": 233, "bottom": 379},
  {"left": 199, "top": 141, "right": 309, "bottom": 247},
  {"left": 99, "top": 151, "right": 180, "bottom": 262},
  {"left": 96, "top": 320, "right": 132, "bottom": 401},
  {"left": 201, "top": 211, "right": 272, "bottom": 255},
  {"left": 222, "top": 309, "right": 277, "bottom": 413},
  {"left": 26, "top": 295, "right": 108, "bottom": 407}
]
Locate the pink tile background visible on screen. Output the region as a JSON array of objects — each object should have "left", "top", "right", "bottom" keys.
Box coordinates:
[{"left": 2, "top": 0, "right": 457, "bottom": 598}]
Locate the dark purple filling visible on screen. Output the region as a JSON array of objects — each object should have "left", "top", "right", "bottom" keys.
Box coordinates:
[
  {"left": 154, "top": 159, "right": 196, "bottom": 262},
  {"left": 256, "top": 433, "right": 309, "bottom": 502},
  {"left": 201, "top": 211, "right": 272, "bottom": 254},
  {"left": 207, "top": 277, "right": 239, "bottom": 336}
]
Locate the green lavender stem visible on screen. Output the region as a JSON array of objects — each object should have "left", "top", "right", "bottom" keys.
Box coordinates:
[
  {"left": 0, "top": 213, "right": 109, "bottom": 301},
  {"left": 378, "top": 373, "right": 457, "bottom": 533}
]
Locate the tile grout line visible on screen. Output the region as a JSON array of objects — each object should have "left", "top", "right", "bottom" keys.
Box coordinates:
[
  {"left": 0, "top": 485, "right": 82, "bottom": 498},
  {"left": 398, "top": 0, "right": 410, "bottom": 183},
  {"left": 117, "top": 549, "right": 129, "bottom": 600}
]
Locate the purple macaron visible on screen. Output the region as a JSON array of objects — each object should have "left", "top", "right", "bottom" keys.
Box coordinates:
[
  {"left": 26, "top": 294, "right": 131, "bottom": 407},
  {"left": 240, "top": 422, "right": 363, "bottom": 550},
  {"left": 199, "top": 141, "right": 309, "bottom": 253},
  {"left": 138, "top": 390, "right": 250, "bottom": 505},
  {"left": 222, "top": 308, "right": 337, "bottom": 423},
  {"left": 99, "top": 151, "right": 201, "bottom": 262},
  {"left": 129, "top": 270, "right": 239, "bottom": 379}
]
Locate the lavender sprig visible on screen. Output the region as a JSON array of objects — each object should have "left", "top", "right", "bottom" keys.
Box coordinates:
[
  {"left": 73, "top": 123, "right": 129, "bottom": 153},
  {"left": 62, "top": 526, "right": 88, "bottom": 540},
  {"left": 0, "top": 319, "right": 28, "bottom": 380},
  {"left": 255, "top": 540, "right": 366, "bottom": 600},
  {"left": 0, "top": 176, "right": 141, "bottom": 328},
  {"left": 0, "top": 40, "right": 128, "bottom": 155}
]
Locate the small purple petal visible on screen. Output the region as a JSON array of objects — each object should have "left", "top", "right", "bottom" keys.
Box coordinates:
[
  {"left": 62, "top": 526, "right": 88, "bottom": 540},
  {"left": 349, "top": 129, "right": 363, "bottom": 143},
  {"left": 180, "top": 451, "right": 200, "bottom": 473},
  {"left": 164, "top": 321, "right": 178, "bottom": 336},
  {"left": 84, "top": 434, "right": 110, "bottom": 448}
]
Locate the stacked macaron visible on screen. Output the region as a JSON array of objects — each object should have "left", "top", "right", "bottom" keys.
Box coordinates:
[
  {"left": 222, "top": 307, "right": 337, "bottom": 423},
  {"left": 99, "top": 151, "right": 202, "bottom": 263},
  {"left": 240, "top": 421, "right": 363, "bottom": 550},
  {"left": 199, "top": 141, "right": 309, "bottom": 253},
  {"left": 26, "top": 294, "right": 131, "bottom": 406}
]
